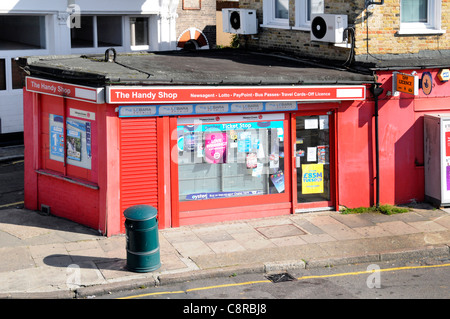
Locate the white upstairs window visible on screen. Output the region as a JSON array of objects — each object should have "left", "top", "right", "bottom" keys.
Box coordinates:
[
  {"left": 399, "top": 0, "right": 445, "bottom": 34},
  {"left": 262, "top": 0, "right": 290, "bottom": 29},
  {"left": 294, "top": 0, "right": 324, "bottom": 30}
]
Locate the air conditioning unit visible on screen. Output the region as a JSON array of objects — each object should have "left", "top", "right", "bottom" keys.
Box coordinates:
[
  {"left": 222, "top": 8, "right": 258, "bottom": 35},
  {"left": 310, "top": 14, "right": 348, "bottom": 44}
]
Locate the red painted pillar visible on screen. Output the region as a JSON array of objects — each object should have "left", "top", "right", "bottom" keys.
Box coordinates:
[{"left": 23, "top": 89, "right": 39, "bottom": 211}]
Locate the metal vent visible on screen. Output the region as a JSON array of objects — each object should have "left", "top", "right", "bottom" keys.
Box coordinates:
[{"left": 40, "top": 204, "right": 51, "bottom": 216}]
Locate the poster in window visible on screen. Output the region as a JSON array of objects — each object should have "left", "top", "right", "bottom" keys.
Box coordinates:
[
  {"left": 238, "top": 131, "right": 251, "bottom": 152},
  {"left": 67, "top": 129, "right": 81, "bottom": 161},
  {"left": 246, "top": 152, "right": 257, "bottom": 168},
  {"left": 304, "top": 118, "right": 319, "bottom": 129},
  {"left": 317, "top": 145, "right": 329, "bottom": 164},
  {"left": 319, "top": 115, "right": 329, "bottom": 130},
  {"left": 49, "top": 114, "right": 64, "bottom": 162},
  {"left": 307, "top": 147, "right": 317, "bottom": 162},
  {"left": 302, "top": 164, "right": 324, "bottom": 194},
  {"left": 270, "top": 170, "right": 285, "bottom": 193},
  {"left": 66, "top": 118, "right": 92, "bottom": 169},
  {"left": 204, "top": 132, "right": 227, "bottom": 164}
]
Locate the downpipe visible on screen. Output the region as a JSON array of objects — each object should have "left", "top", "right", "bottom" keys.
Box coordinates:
[{"left": 371, "top": 85, "right": 384, "bottom": 208}]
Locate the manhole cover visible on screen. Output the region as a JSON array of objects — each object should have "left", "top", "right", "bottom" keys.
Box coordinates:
[{"left": 266, "top": 272, "right": 297, "bottom": 283}]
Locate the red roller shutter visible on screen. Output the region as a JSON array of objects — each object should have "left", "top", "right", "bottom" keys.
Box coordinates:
[{"left": 119, "top": 118, "right": 158, "bottom": 233}]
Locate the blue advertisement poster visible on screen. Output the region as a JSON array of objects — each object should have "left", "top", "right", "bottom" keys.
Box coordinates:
[{"left": 50, "top": 125, "right": 64, "bottom": 158}]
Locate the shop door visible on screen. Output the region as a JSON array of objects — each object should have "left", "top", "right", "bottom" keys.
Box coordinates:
[{"left": 292, "top": 113, "right": 335, "bottom": 212}]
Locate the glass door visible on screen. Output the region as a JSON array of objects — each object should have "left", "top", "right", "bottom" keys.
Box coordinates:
[{"left": 292, "top": 113, "right": 335, "bottom": 211}]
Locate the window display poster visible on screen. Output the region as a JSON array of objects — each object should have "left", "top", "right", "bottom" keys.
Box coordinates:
[
  {"left": 307, "top": 147, "right": 317, "bottom": 162},
  {"left": 317, "top": 145, "right": 328, "bottom": 164},
  {"left": 50, "top": 114, "right": 64, "bottom": 161},
  {"left": 204, "top": 132, "right": 227, "bottom": 164},
  {"left": 305, "top": 118, "right": 319, "bottom": 129},
  {"left": 238, "top": 131, "right": 251, "bottom": 152},
  {"left": 302, "top": 164, "right": 324, "bottom": 194},
  {"left": 246, "top": 152, "right": 257, "bottom": 168},
  {"left": 67, "top": 129, "right": 81, "bottom": 161},
  {"left": 319, "top": 115, "right": 329, "bottom": 130},
  {"left": 66, "top": 118, "right": 92, "bottom": 169},
  {"left": 270, "top": 170, "right": 285, "bottom": 193}
]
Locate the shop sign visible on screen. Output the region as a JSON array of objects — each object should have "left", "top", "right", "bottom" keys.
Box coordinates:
[
  {"left": 392, "top": 72, "right": 419, "bottom": 95},
  {"left": 26, "top": 77, "right": 104, "bottom": 104},
  {"left": 421, "top": 72, "right": 433, "bottom": 95},
  {"left": 108, "top": 85, "right": 366, "bottom": 104},
  {"left": 438, "top": 69, "right": 450, "bottom": 82},
  {"left": 185, "top": 190, "right": 264, "bottom": 200},
  {"left": 118, "top": 102, "right": 297, "bottom": 117}
]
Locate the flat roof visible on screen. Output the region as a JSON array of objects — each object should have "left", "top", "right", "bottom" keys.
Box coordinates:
[{"left": 21, "top": 49, "right": 375, "bottom": 87}]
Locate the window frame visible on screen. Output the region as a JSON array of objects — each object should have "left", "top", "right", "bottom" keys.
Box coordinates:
[
  {"left": 39, "top": 100, "right": 98, "bottom": 187},
  {"left": 0, "top": 14, "right": 49, "bottom": 93},
  {"left": 293, "top": 0, "right": 324, "bottom": 31},
  {"left": 399, "top": 0, "right": 445, "bottom": 35},
  {"left": 129, "top": 16, "right": 151, "bottom": 50},
  {"left": 70, "top": 15, "right": 124, "bottom": 52},
  {"left": 262, "top": 0, "right": 291, "bottom": 29}
]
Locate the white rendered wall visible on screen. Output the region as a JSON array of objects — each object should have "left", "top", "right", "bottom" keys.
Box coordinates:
[{"left": 0, "top": 0, "right": 179, "bottom": 133}]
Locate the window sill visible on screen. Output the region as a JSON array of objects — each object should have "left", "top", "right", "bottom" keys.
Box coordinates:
[
  {"left": 397, "top": 28, "right": 446, "bottom": 35},
  {"left": 292, "top": 26, "right": 310, "bottom": 32},
  {"left": 36, "top": 169, "right": 99, "bottom": 190},
  {"left": 131, "top": 45, "right": 150, "bottom": 51},
  {"left": 260, "top": 23, "right": 291, "bottom": 30}
]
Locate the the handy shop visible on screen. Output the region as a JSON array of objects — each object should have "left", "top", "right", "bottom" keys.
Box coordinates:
[{"left": 21, "top": 50, "right": 450, "bottom": 235}]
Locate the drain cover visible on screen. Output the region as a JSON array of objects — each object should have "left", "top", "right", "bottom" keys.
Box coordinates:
[{"left": 266, "top": 272, "right": 297, "bottom": 283}]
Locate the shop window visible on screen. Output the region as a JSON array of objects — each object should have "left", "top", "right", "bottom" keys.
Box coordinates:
[
  {"left": 130, "top": 17, "right": 149, "bottom": 47},
  {"left": 399, "top": 0, "right": 444, "bottom": 34},
  {"left": 71, "top": 16, "right": 123, "bottom": 48},
  {"left": 71, "top": 16, "right": 94, "bottom": 48},
  {"left": 0, "top": 15, "right": 46, "bottom": 50},
  {"left": 97, "top": 16, "right": 123, "bottom": 47},
  {"left": 11, "top": 58, "right": 26, "bottom": 90},
  {"left": 294, "top": 0, "right": 324, "bottom": 30},
  {"left": 177, "top": 116, "right": 286, "bottom": 201},
  {"left": 0, "top": 59, "right": 5, "bottom": 90}
]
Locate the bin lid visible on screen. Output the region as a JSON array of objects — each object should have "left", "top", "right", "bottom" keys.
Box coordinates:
[{"left": 123, "top": 205, "right": 157, "bottom": 221}]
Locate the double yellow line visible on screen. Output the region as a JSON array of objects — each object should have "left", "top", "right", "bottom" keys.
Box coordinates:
[{"left": 118, "top": 262, "right": 450, "bottom": 299}]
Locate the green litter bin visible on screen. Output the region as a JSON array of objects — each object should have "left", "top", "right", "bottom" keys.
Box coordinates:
[{"left": 124, "top": 205, "right": 161, "bottom": 272}]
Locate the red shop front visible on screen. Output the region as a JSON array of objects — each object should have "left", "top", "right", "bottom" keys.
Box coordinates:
[
  {"left": 111, "top": 85, "right": 367, "bottom": 232},
  {"left": 23, "top": 71, "right": 368, "bottom": 235}
]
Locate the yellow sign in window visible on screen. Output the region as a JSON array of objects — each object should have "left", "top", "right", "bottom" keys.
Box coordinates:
[{"left": 302, "top": 164, "right": 324, "bottom": 194}]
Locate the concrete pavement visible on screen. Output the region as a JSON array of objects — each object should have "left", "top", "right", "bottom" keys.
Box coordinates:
[
  {"left": 0, "top": 205, "right": 449, "bottom": 299},
  {"left": 0, "top": 145, "right": 450, "bottom": 298}
]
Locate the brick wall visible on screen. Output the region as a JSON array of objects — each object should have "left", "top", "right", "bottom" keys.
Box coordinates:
[
  {"left": 238, "top": 0, "right": 450, "bottom": 62},
  {"left": 176, "top": 0, "right": 217, "bottom": 48},
  {"left": 354, "top": 0, "right": 450, "bottom": 58}
]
